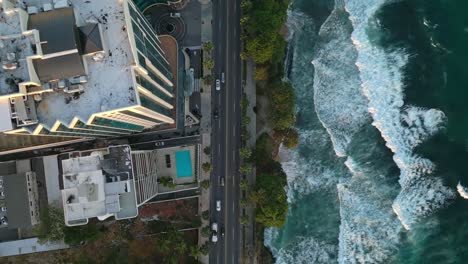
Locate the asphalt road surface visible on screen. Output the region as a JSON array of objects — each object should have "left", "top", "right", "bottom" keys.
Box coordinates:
[{"left": 210, "top": 0, "right": 242, "bottom": 263}]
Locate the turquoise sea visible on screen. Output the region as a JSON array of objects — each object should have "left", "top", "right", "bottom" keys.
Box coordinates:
[{"left": 265, "top": 0, "right": 468, "bottom": 263}]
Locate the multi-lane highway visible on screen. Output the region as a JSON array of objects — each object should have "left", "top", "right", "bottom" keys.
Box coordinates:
[{"left": 210, "top": 0, "right": 242, "bottom": 263}]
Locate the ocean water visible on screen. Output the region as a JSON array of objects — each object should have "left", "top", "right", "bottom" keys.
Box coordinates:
[{"left": 264, "top": 0, "right": 468, "bottom": 263}]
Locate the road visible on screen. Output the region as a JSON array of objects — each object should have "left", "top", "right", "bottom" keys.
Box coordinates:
[{"left": 210, "top": 0, "right": 242, "bottom": 263}]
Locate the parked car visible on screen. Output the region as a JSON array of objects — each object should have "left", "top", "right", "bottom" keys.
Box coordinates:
[
  {"left": 212, "top": 222, "right": 218, "bottom": 232},
  {"left": 1, "top": 217, "right": 7, "bottom": 225},
  {"left": 216, "top": 79, "right": 220, "bottom": 91},
  {"left": 0, "top": 191, "right": 4, "bottom": 197},
  {"left": 216, "top": 200, "right": 221, "bottom": 211},
  {"left": 170, "top": 12, "right": 181, "bottom": 18},
  {"left": 0, "top": 207, "right": 6, "bottom": 212},
  {"left": 213, "top": 109, "right": 219, "bottom": 120},
  {"left": 211, "top": 233, "right": 218, "bottom": 243}
]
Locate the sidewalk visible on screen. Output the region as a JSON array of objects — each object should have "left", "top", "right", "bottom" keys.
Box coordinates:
[
  {"left": 198, "top": 0, "right": 212, "bottom": 263},
  {"left": 242, "top": 59, "right": 257, "bottom": 263}
]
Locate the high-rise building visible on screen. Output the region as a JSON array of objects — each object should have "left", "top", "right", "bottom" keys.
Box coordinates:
[{"left": 0, "top": 0, "right": 178, "bottom": 154}]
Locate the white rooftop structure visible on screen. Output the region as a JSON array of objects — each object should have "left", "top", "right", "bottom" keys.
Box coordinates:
[{"left": 60, "top": 146, "right": 137, "bottom": 226}]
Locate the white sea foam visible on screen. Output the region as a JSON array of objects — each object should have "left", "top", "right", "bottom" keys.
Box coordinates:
[
  {"left": 457, "top": 182, "right": 468, "bottom": 199},
  {"left": 343, "top": 0, "right": 456, "bottom": 230},
  {"left": 265, "top": 228, "right": 338, "bottom": 264},
  {"left": 281, "top": 129, "right": 345, "bottom": 202},
  {"left": 338, "top": 177, "right": 402, "bottom": 264},
  {"left": 312, "top": 2, "right": 370, "bottom": 157}
]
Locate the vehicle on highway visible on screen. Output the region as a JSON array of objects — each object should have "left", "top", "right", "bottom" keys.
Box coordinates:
[
  {"left": 212, "top": 233, "right": 218, "bottom": 243},
  {"left": 216, "top": 200, "right": 221, "bottom": 211},
  {"left": 212, "top": 222, "right": 218, "bottom": 232},
  {"left": 213, "top": 109, "right": 219, "bottom": 120},
  {"left": 220, "top": 176, "right": 225, "bottom": 187},
  {"left": 221, "top": 72, "right": 225, "bottom": 83},
  {"left": 216, "top": 79, "right": 221, "bottom": 90}
]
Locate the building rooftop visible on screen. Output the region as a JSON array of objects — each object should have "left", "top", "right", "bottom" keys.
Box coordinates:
[
  {"left": 60, "top": 145, "right": 138, "bottom": 226},
  {"left": 3, "top": 172, "right": 35, "bottom": 228},
  {"left": 33, "top": 0, "right": 137, "bottom": 127}
]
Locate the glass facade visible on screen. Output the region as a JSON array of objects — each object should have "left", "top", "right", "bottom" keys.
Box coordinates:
[
  {"left": 91, "top": 117, "right": 145, "bottom": 132},
  {"left": 139, "top": 93, "right": 173, "bottom": 118},
  {"left": 135, "top": 72, "right": 173, "bottom": 105}
]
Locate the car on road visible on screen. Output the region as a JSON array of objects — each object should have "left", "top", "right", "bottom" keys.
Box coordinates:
[
  {"left": 212, "top": 222, "right": 218, "bottom": 232},
  {"left": 1, "top": 217, "right": 7, "bottom": 225},
  {"left": 219, "top": 176, "right": 224, "bottom": 187},
  {"left": 0, "top": 191, "right": 4, "bottom": 197},
  {"left": 216, "top": 79, "right": 220, "bottom": 90},
  {"left": 212, "top": 233, "right": 218, "bottom": 243},
  {"left": 170, "top": 12, "right": 181, "bottom": 18},
  {"left": 213, "top": 109, "right": 219, "bottom": 120},
  {"left": 216, "top": 200, "right": 221, "bottom": 211},
  {"left": 155, "top": 141, "right": 165, "bottom": 147},
  {"left": 221, "top": 72, "right": 225, "bottom": 83},
  {"left": 0, "top": 207, "right": 6, "bottom": 212}
]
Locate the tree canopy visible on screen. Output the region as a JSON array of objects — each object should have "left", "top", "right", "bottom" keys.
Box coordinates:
[{"left": 251, "top": 173, "right": 288, "bottom": 228}]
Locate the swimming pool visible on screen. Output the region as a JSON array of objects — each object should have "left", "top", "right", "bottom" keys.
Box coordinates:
[{"left": 175, "top": 150, "right": 193, "bottom": 178}]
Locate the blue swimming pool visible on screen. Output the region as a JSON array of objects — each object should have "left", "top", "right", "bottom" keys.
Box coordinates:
[{"left": 175, "top": 150, "right": 193, "bottom": 178}]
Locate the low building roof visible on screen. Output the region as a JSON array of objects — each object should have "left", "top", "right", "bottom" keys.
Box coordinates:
[{"left": 3, "top": 173, "right": 32, "bottom": 228}]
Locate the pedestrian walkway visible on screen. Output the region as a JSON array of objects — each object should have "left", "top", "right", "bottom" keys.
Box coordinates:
[{"left": 194, "top": 79, "right": 201, "bottom": 92}]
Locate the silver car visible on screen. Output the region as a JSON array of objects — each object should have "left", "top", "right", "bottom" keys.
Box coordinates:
[{"left": 216, "top": 79, "right": 220, "bottom": 91}]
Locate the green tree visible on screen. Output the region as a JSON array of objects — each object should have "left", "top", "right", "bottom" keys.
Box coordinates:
[
  {"left": 203, "top": 58, "right": 214, "bottom": 70},
  {"left": 240, "top": 215, "right": 249, "bottom": 225},
  {"left": 239, "top": 147, "right": 252, "bottom": 159},
  {"left": 64, "top": 224, "right": 105, "bottom": 245},
  {"left": 159, "top": 176, "right": 176, "bottom": 188},
  {"left": 203, "top": 146, "right": 212, "bottom": 156},
  {"left": 202, "top": 42, "right": 213, "bottom": 52},
  {"left": 240, "top": 198, "right": 249, "bottom": 208},
  {"left": 34, "top": 206, "right": 65, "bottom": 243},
  {"left": 202, "top": 210, "right": 210, "bottom": 220},
  {"left": 283, "top": 128, "right": 299, "bottom": 149},
  {"left": 202, "top": 162, "right": 212, "bottom": 173},
  {"left": 201, "top": 179, "right": 210, "bottom": 189},
  {"left": 203, "top": 75, "right": 214, "bottom": 86},
  {"left": 201, "top": 225, "right": 211, "bottom": 237},
  {"left": 241, "top": 115, "right": 251, "bottom": 127},
  {"left": 253, "top": 173, "right": 288, "bottom": 228},
  {"left": 199, "top": 242, "right": 210, "bottom": 255},
  {"left": 239, "top": 163, "right": 252, "bottom": 174},
  {"left": 240, "top": 179, "right": 249, "bottom": 191}
]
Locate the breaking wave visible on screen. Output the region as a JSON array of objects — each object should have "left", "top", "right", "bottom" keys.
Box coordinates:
[
  {"left": 457, "top": 182, "right": 468, "bottom": 199},
  {"left": 266, "top": 231, "right": 338, "bottom": 264},
  {"left": 312, "top": 0, "right": 370, "bottom": 157},
  {"left": 343, "top": 0, "right": 456, "bottom": 230}
]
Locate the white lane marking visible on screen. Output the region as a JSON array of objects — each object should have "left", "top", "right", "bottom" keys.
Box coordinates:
[
  {"left": 218, "top": 121, "right": 221, "bottom": 129},
  {"left": 218, "top": 144, "right": 221, "bottom": 153},
  {"left": 233, "top": 124, "right": 236, "bottom": 137},
  {"left": 233, "top": 102, "right": 236, "bottom": 113}
]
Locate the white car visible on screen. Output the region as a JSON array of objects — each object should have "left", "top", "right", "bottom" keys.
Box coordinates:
[
  {"left": 215, "top": 79, "right": 220, "bottom": 91},
  {"left": 212, "top": 222, "right": 218, "bottom": 232},
  {"left": 0, "top": 207, "right": 6, "bottom": 212},
  {"left": 216, "top": 200, "right": 221, "bottom": 212},
  {"left": 170, "top": 12, "right": 181, "bottom": 18},
  {"left": 211, "top": 233, "right": 218, "bottom": 243}
]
